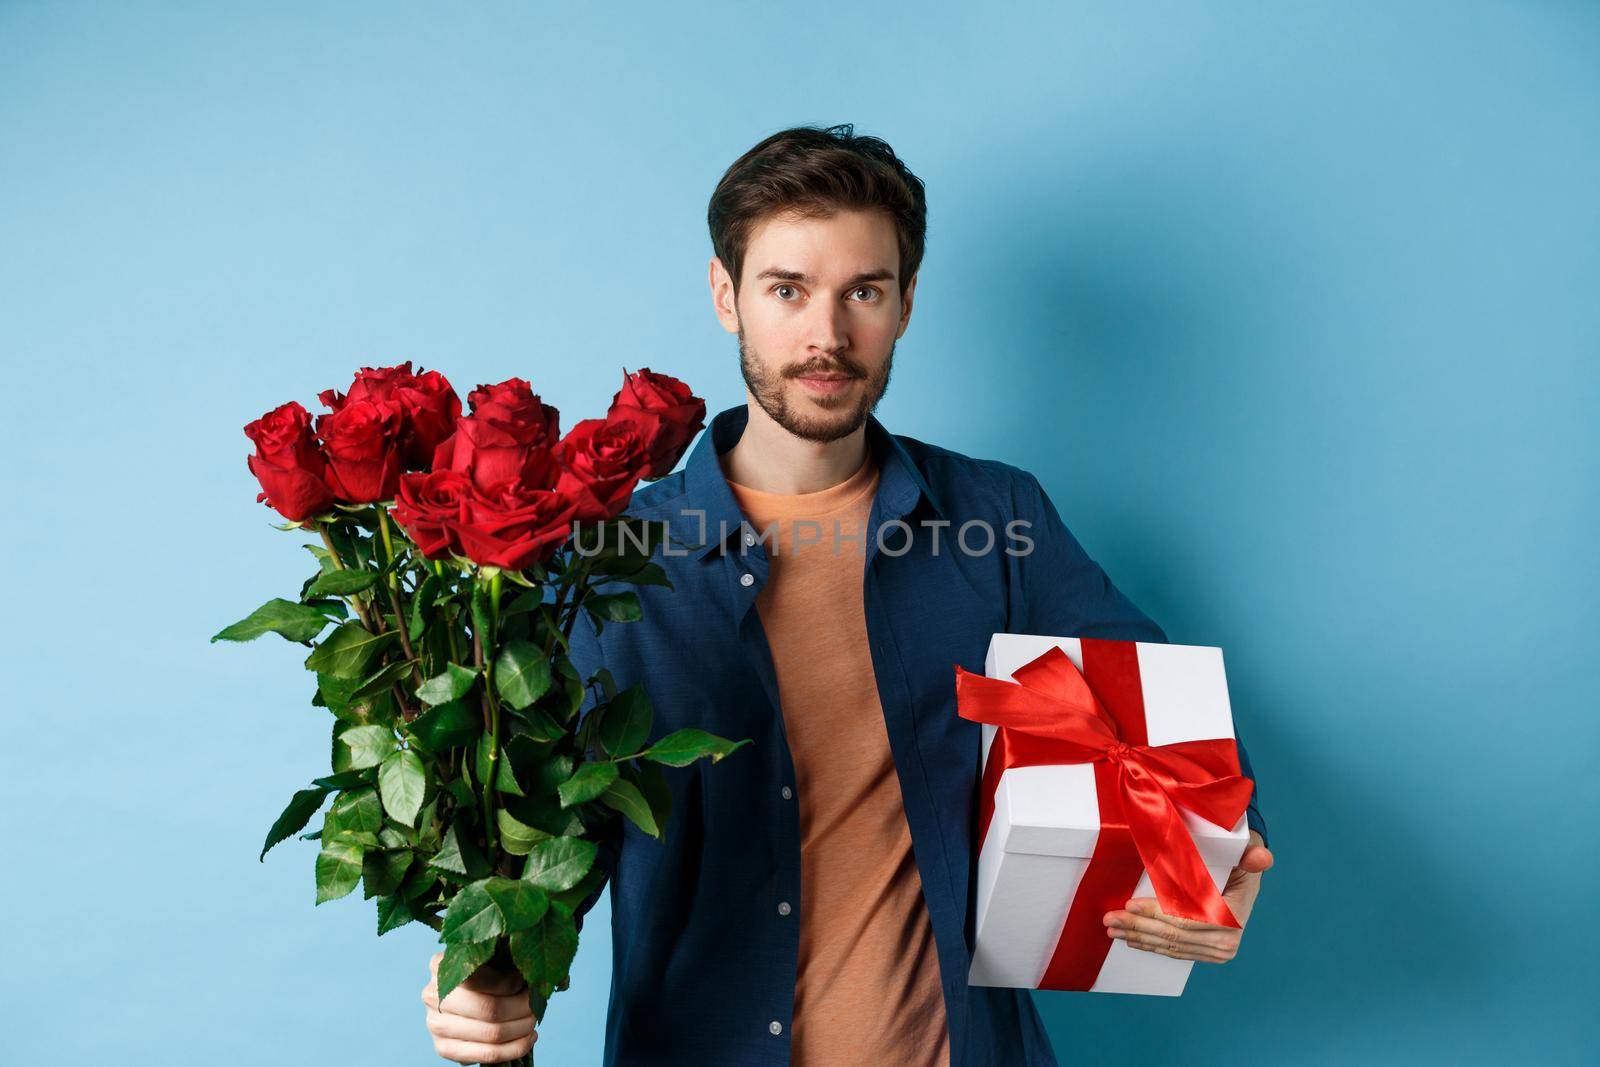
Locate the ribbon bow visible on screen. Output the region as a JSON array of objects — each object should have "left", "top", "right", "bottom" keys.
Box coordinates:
[{"left": 955, "top": 640, "right": 1253, "bottom": 988}]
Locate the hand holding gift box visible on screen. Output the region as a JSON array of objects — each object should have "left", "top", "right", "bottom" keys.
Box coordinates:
[{"left": 956, "top": 633, "right": 1266, "bottom": 996}]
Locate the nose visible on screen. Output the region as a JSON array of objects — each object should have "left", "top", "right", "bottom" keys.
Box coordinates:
[{"left": 801, "top": 300, "right": 851, "bottom": 358}]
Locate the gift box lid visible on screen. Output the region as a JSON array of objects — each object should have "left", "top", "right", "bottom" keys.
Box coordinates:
[{"left": 978, "top": 633, "right": 1249, "bottom": 867}]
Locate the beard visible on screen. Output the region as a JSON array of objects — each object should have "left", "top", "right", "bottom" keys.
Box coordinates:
[{"left": 737, "top": 326, "right": 895, "bottom": 444}]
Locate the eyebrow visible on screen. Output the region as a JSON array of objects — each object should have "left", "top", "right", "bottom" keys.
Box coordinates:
[{"left": 753, "top": 267, "right": 897, "bottom": 287}]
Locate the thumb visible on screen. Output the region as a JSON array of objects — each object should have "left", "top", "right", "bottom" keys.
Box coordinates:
[{"left": 1237, "top": 844, "right": 1273, "bottom": 873}]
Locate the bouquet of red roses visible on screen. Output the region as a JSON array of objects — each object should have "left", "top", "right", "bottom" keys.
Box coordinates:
[{"left": 215, "top": 362, "right": 747, "bottom": 1057}]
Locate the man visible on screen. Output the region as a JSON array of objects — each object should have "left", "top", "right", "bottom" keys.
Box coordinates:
[{"left": 421, "top": 124, "right": 1273, "bottom": 1066}]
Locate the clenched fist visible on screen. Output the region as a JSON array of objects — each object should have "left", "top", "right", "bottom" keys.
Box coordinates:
[{"left": 421, "top": 951, "right": 539, "bottom": 1064}]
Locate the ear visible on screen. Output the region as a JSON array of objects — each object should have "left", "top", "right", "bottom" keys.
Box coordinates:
[
  {"left": 897, "top": 270, "right": 919, "bottom": 338},
  {"left": 709, "top": 256, "right": 740, "bottom": 334}
]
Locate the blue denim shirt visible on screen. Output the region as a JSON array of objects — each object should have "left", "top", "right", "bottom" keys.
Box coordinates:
[{"left": 566, "top": 403, "right": 1267, "bottom": 1066}]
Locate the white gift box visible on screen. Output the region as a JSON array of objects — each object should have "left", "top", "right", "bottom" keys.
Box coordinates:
[{"left": 967, "top": 633, "right": 1250, "bottom": 996}]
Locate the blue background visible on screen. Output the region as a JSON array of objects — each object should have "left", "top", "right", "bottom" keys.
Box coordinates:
[{"left": 2, "top": 3, "right": 1595, "bottom": 1064}]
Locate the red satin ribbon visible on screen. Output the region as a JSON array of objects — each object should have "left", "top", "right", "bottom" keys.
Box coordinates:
[{"left": 954, "top": 639, "right": 1254, "bottom": 990}]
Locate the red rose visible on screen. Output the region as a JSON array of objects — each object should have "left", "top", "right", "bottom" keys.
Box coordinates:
[
  {"left": 554, "top": 417, "right": 651, "bottom": 522},
  {"left": 432, "top": 377, "right": 561, "bottom": 492},
  {"left": 394, "top": 369, "right": 461, "bottom": 469},
  {"left": 321, "top": 362, "right": 461, "bottom": 471},
  {"left": 605, "top": 367, "right": 706, "bottom": 479},
  {"left": 319, "top": 361, "right": 415, "bottom": 410},
  {"left": 245, "top": 401, "right": 334, "bottom": 522},
  {"left": 392, "top": 468, "right": 474, "bottom": 561},
  {"left": 316, "top": 398, "right": 403, "bottom": 503},
  {"left": 454, "top": 480, "right": 581, "bottom": 570}
]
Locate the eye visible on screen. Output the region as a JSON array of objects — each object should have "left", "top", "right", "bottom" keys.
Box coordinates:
[
  {"left": 850, "top": 286, "right": 881, "bottom": 302},
  {"left": 773, "top": 284, "right": 800, "bottom": 301}
]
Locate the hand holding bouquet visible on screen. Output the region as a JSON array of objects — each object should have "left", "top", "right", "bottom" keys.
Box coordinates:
[{"left": 216, "top": 362, "right": 747, "bottom": 1060}]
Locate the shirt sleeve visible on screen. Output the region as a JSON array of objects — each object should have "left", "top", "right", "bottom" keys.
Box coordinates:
[{"left": 1013, "top": 471, "right": 1268, "bottom": 848}]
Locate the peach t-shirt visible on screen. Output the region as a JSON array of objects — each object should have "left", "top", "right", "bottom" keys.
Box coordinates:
[{"left": 724, "top": 450, "right": 950, "bottom": 1067}]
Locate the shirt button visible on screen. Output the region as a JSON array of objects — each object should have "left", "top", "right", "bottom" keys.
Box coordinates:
[
  {"left": 781, "top": 786, "right": 793, "bottom": 800},
  {"left": 777, "top": 900, "right": 792, "bottom": 916},
  {"left": 744, "top": 531, "right": 756, "bottom": 545},
  {"left": 769, "top": 1020, "right": 783, "bottom": 1036},
  {"left": 739, "top": 572, "right": 755, "bottom": 587}
]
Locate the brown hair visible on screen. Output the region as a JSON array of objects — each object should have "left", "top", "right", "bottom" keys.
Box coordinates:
[{"left": 707, "top": 123, "right": 928, "bottom": 300}]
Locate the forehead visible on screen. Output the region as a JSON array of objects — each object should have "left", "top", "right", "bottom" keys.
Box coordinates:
[{"left": 742, "top": 207, "right": 899, "bottom": 284}]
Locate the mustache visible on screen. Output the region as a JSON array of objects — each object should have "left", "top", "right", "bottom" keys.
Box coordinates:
[{"left": 786, "top": 360, "right": 863, "bottom": 378}]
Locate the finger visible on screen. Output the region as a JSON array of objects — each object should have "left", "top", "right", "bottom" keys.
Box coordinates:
[
  {"left": 1105, "top": 911, "right": 1239, "bottom": 954},
  {"left": 1235, "top": 845, "right": 1273, "bottom": 873},
  {"left": 438, "top": 984, "right": 535, "bottom": 1024},
  {"left": 463, "top": 965, "right": 527, "bottom": 996},
  {"left": 432, "top": 1031, "right": 537, "bottom": 1065},
  {"left": 1120, "top": 898, "right": 1217, "bottom": 932},
  {"left": 1109, "top": 925, "right": 1235, "bottom": 963},
  {"left": 426, "top": 1006, "right": 538, "bottom": 1046}
]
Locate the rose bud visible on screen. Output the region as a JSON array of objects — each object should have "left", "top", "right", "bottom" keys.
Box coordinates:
[
  {"left": 554, "top": 417, "right": 652, "bottom": 522},
  {"left": 605, "top": 367, "right": 707, "bottom": 479},
  {"left": 432, "top": 377, "right": 562, "bottom": 493},
  {"left": 244, "top": 400, "right": 335, "bottom": 522},
  {"left": 316, "top": 398, "right": 404, "bottom": 503}
]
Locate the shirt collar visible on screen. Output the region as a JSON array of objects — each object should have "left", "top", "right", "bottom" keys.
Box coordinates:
[{"left": 682, "top": 403, "right": 946, "bottom": 560}]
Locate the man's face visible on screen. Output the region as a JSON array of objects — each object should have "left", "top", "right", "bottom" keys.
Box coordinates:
[{"left": 712, "top": 207, "right": 916, "bottom": 443}]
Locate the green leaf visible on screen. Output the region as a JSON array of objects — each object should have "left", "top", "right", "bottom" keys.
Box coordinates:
[
  {"left": 305, "top": 623, "right": 398, "bottom": 679},
  {"left": 375, "top": 892, "right": 415, "bottom": 935},
  {"left": 401, "top": 863, "right": 441, "bottom": 901},
  {"left": 497, "top": 808, "right": 549, "bottom": 857},
  {"left": 436, "top": 939, "right": 496, "bottom": 1005},
  {"left": 312, "top": 769, "right": 372, "bottom": 790},
  {"left": 549, "top": 859, "right": 608, "bottom": 912},
  {"left": 304, "top": 568, "right": 380, "bottom": 598},
  {"left": 350, "top": 658, "right": 417, "bottom": 701},
  {"left": 509, "top": 704, "right": 565, "bottom": 743},
  {"left": 520, "top": 837, "right": 597, "bottom": 892},
  {"left": 406, "top": 699, "right": 481, "bottom": 755},
  {"left": 260, "top": 787, "right": 329, "bottom": 861},
  {"left": 324, "top": 786, "right": 383, "bottom": 840},
  {"left": 599, "top": 777, "right": 660, "bottom": 838},
  {"left": 303, "top": 597, "right": 350, "bottom": 619},
  {"left": 377, "top": 749, "right": 427, "bottom": 827},
  {"left": 494, "top": 639, "right": 552, "bottom": 710},
  {"left": 585, "top": 591, "right": 642, "bottom": 624},
  {"left": 476, "top": 733, "right": 525, "bottom": 797},
  {"left": 429, "top": 824, "right": 490, "bottom": 880},
  {"left": 335, "top": 726, "right": 398, "bottom": 772},
  {"left": 417, "top": 663, "right": 479, "bottom": 706},
  {"left": 441, "top": 877, "right": 549, "bottom": 943},
  {"left": 640, "top": 728, "right": 754, "bottom": 768},
  {"left": 598, "top": 685, "right": 652, "bottom": 759},
  {"left": 306, "top": 542, "right": 337, "bottom": 575},
  {"left": 314, "top": 840, "right": 364, "bottom": 903},
  {"left": 409, "top": 574, "right": 440, "bottom": 641},
  {"left": 613, "top": 561, "right": 673, "bottom": 589},
  {"left": 509, "top": 900, "right": 579, "bottom": 989},
  {"left": 363, "top": 846, "right": 413, "bottom": 899},
  {"left": 212, "top": 598, "right": 331, "bottom": 643},
  {"left": 557, "top": 761, "right": 618, "bottom": 808},
  {"left": 633, "top": 759, "right": 673, "bottom": 836}
]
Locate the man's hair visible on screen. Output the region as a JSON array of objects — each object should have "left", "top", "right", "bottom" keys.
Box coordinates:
[{"left": 707, "top": 123, "right": 928, "bottom": 300}]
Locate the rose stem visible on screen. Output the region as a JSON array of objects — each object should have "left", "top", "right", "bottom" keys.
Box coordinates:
[
  {"left": 317, "top": 522, "right": 375, "bottom": 630},
  {"left": 376, "top": 505, "right": 424, "bottom": 698},
  {"left": 483, "top": 570, "right": 506, "bottom": 864},
  {"left": 472, "top": 586, "right": 497, "bottom": 858}
]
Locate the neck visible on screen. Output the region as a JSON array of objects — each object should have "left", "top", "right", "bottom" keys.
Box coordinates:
[{"left": 720, "top": 396, "right": 870, "bottom": 493}]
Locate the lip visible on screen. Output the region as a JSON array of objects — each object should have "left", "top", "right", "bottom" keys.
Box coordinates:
[{"left": 795, "top": 374, "right": 857, "bottom": 396}]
